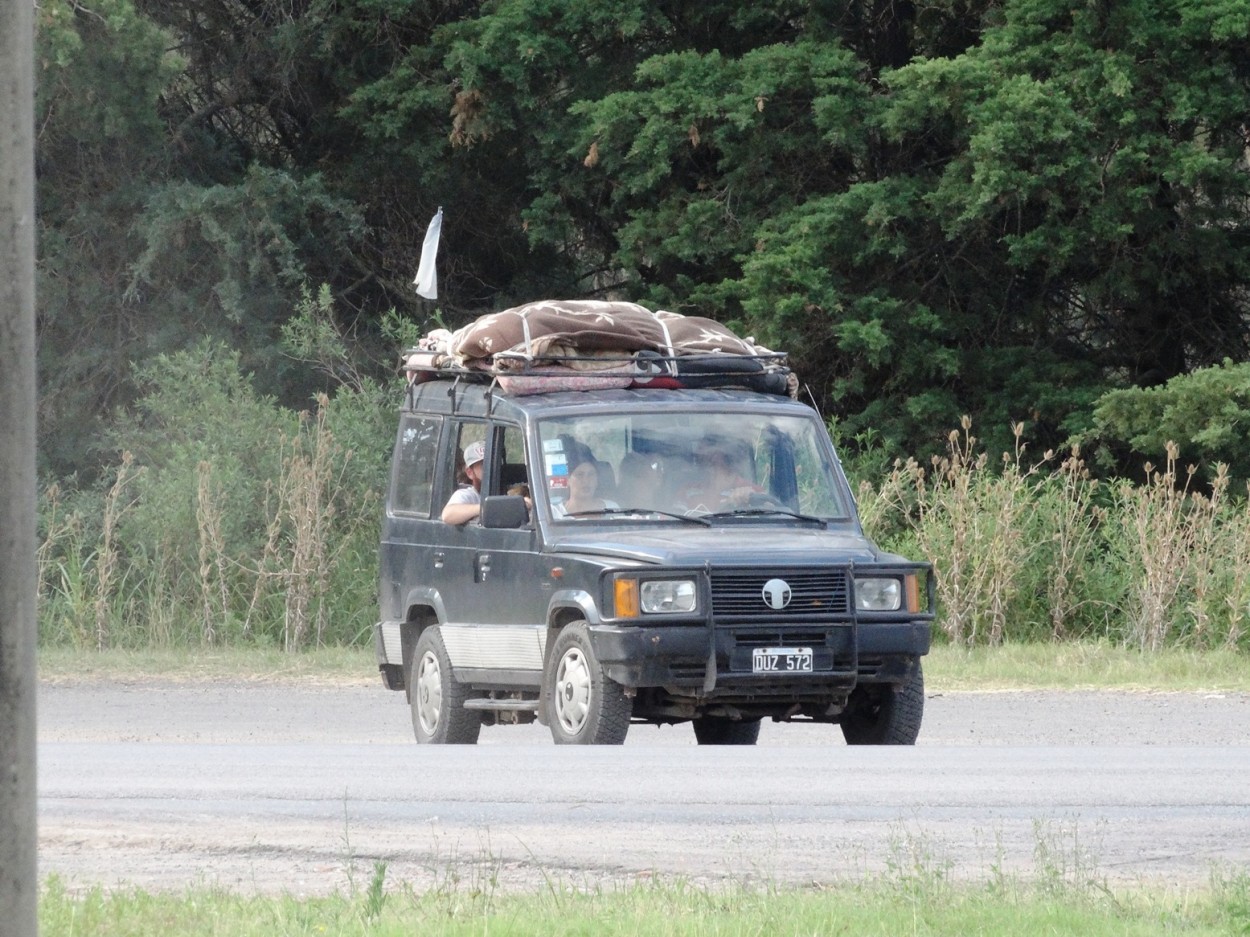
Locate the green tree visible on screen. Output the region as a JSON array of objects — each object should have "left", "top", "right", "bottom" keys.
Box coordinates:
[
  {"left": 1085, "top": 359, "right": 1250, "bottom": 483},
  {"left": 34, "top": 0, "right": 1250, "bottom": 478},
  {"left": 546, "top": 0, "right": 1250, "bottom": 458},
  {"left": 36, "top": 0, "right": 381, "bottom": 480},
  {"left": 882, "top": 0, "right": 1250, "bottom": 442},
  {"left": 35, "top": 0, "right": 184, "bottom": 476}
]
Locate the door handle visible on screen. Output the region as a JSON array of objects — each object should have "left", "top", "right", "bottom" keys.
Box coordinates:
[
  {"left": 432, "top": 550, "right": 445, "bottom": 569},
  {"left": 476, "top": 553, "right": 491, "bottom": 582}
]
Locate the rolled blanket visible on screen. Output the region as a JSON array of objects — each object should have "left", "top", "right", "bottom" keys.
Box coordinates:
[
  {"left": 655, "top": 311, "right": 760, "bottom": 356},
  {"left": 496, "top": 365, "right": 635, "bottom": 396},
  {"left": 494, "top": 345, "right": 637, "bottom": 372},
  {"left": 449, "top": 300, "right": 672, "bottom": 362}
]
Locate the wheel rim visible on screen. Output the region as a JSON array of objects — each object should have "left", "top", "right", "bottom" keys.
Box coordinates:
[
  {"left": 554, "top": 647, "right": 592, "bottom": 736},
  {"left": 415, "top": 650, "right": 443, "bottom": 736}
]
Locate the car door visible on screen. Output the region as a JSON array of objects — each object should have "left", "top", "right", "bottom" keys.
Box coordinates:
[
  {"left": 379, "top": 412, "right": 445, "bottom": 627},
  {"left": 437, "top": 421, "right": 548, "bottom": 685}
]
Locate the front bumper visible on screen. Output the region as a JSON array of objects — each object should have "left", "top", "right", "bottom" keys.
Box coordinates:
[{"left": 588, "top": 619, "right": 931, "bottom": 691}]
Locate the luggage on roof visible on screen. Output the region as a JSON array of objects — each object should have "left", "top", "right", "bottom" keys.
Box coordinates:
[{"left": 400, "top": 299, "right": 796, "bottom": 397}]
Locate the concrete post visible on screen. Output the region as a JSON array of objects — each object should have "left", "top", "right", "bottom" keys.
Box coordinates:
[{"left": 0, "top": 0, "right": 39, "bottom": 932}]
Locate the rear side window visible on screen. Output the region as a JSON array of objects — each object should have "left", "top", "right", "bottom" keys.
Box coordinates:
[{"left": 390, "top": 415, "right": 442, "bottom": 516}]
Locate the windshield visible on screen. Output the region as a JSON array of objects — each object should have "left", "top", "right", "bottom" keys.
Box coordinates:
[{"left": 537, "top": 410, "right": 851, "bottom": 521}]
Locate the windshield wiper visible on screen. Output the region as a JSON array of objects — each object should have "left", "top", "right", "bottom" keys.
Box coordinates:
[
  {"left": 562, "top": 507, "right": 712, "bottom": 526},
  {"left": 702, "top": 508, "right": 827, "bottom": 528}
]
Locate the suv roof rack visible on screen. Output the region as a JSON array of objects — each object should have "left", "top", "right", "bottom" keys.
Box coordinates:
[{"left": 400, "top": 349, "right": 795, "bottom": 398}]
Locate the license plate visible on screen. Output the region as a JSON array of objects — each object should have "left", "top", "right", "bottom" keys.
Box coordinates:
[{"left": 751, "top": 646, "right": 813, "bottom": 674}]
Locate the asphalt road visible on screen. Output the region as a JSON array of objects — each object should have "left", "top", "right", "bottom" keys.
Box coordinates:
[{"left": 37, "top": 681, "right": 1250, "bottom": 894}]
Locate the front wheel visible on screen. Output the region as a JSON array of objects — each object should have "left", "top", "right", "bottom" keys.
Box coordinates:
[
  {"left": 410, "top": 627, "right": 481, "bottom": 744},
  {"left": 840, "top": 660, "right": 924, "bottom": 745},
  {"left": 692, "top": 716, "right": 761, "bottom": 745},
  {"left": 544, "top": 623, "right": 632, "bottom": 745}
]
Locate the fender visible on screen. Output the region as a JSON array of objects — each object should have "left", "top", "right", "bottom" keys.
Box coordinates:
[
  {"left": 404, "top": 586, "right": 448, "bottom": 625},
  {"left": 545, "top": 588, "right": 602, "bottom": 628}
]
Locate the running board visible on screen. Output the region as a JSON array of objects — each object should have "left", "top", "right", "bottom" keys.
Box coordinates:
[{"left": 462, "top": 699, "right": 540, "bottom": 712}]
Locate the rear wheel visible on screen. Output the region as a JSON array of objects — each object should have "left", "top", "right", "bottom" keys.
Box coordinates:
[
  {"left": 410, "top": 627, "right": 481, "bottom": 744},
  {"left": 840, "top": 661, "right": 924, "bottom": 745},
  {"left": 545, "top": 622, "right": 632, "bottom": 745},
  {"left": 692, "top": 716, "right": 761, "bottom": 745}
]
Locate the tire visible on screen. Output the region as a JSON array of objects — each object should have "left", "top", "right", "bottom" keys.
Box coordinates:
[
  {"left": 544, "top": 622, "right": 632, "bottom": 745},
  {"left": 410, "top": 627, "right": 481, "bottom": 744},
  {"left": 692, "top": 716, "right": 761, "bottom": 745},
  {"left": 840, "top": 660, "right": 925, "bottom": 745}
]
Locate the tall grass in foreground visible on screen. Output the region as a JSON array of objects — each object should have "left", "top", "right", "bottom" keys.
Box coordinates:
[
  {"left": 856, "top": 421, "right": 1250, "bottom": 651},
  {"left": 38, "top": 868, "right": 1250, "bottom": 937}
]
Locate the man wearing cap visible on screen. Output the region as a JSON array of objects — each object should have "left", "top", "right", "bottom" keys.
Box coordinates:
[
  {"left": 442, "top": 440, "right": 486, "bottom": 525},
  {"left": 676, "top": 435, "right": 761, "bottom": 513}
]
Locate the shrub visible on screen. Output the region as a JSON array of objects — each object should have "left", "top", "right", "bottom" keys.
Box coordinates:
[
  {"left": 38, "top": 340, "right": 391, "bottom": 650},
  {"left": 860, "top": 420, "right": 1250, "bottom": 652},
  {"left": 1084, "top": 359, "right": 1250, "bottom": 484}
]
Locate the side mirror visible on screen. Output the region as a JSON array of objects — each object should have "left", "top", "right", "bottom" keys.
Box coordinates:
[{"left": 480, "top": 494, "right": 530, "bottom": 529}]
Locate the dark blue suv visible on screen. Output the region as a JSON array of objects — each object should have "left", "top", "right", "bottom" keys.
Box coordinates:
[{"left": 374, "top": 380, "right": 934, "bottom": 745}]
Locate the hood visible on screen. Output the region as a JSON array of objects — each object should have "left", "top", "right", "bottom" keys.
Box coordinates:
[{"left": 544, "top": 524, "right": 882, "bottom": 567}]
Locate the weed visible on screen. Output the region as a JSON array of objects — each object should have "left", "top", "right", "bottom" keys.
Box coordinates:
[
  {"left": 38, "top": 864, "right": 1246, "bottom": 936},
  {"left": 1211, "top": 868, "right": 1250, "bottom": 935},
  {"left": 94, "top": 453, "right": 142, "bottom": 650},
  {"left": 883, "top": 826, "right": 953, "bottom": 901},
  {"left": 1030, "top": 817, "right": 1110, "bottom": 901},
  {"left": 1037, "top": 446, "right": 1104, "bottom": 640},
  {"left": 910, "top": 419, "right": 1044, "bottom": 646},
  {"left": 195, "top": 459, "right": 229, "bottom": 646},
  {"left": 362, "top": 861, "right": 388, "bottom": 923}
]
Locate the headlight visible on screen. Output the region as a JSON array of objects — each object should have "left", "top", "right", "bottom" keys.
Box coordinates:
[
  {"left": 855, "top": 577, "right": 901, "bottom": 611},
  {"left": 640, "top": 579, "right": 697, "bottom": 614}
]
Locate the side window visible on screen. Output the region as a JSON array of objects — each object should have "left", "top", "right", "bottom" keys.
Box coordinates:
[
  {"left": 493, "top": 424, "right": 530, "bottom": 496},
  {"left": 390, "top": 415, "right": 442, "bottom": 516},
  {"left": 450, "top": 421, "right": 487, "bottom": 488}
]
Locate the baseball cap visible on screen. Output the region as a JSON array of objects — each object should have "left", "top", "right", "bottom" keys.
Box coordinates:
[{"left": 463, "top": 440, "right": 486, "bottom": 468}]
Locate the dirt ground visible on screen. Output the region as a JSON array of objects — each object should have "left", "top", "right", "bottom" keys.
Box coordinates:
[
  {"left": 36, "top": 682, "right": 1250, "bottom": 895},
  {"left": 37, "top": 679, "right": 1250, "bottom": 746}
]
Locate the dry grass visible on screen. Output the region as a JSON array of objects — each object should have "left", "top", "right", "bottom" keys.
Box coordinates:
[
  {"left": 36, "top": 412, "right": 1250, "bottom": 659},
  {"left": 911, "top": 420, "right": 1041, "bottom": 646},
  {"left": 858, "top": 418, "right": 1250, "bottom": 652}
]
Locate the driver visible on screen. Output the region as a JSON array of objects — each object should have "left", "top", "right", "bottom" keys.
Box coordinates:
[{"left": 676, "top": 437, "right": 761, "bottom": 512}]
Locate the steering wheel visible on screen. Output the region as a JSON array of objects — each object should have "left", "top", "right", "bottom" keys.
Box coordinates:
[{"left": 747, "top": 492, "right": 785, "bottom": 510}]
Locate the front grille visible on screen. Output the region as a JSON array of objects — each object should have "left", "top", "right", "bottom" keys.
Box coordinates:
[
  {"left": 733, "top": 628, "right": 828, "bottom": 647},
  {"left": 710, "top": 569, "right": 850, "bottom": 619}
]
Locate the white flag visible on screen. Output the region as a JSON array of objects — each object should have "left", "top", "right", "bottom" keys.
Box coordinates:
[{"left": 413, "top": 207, "right": 442, "bottom": 299}]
